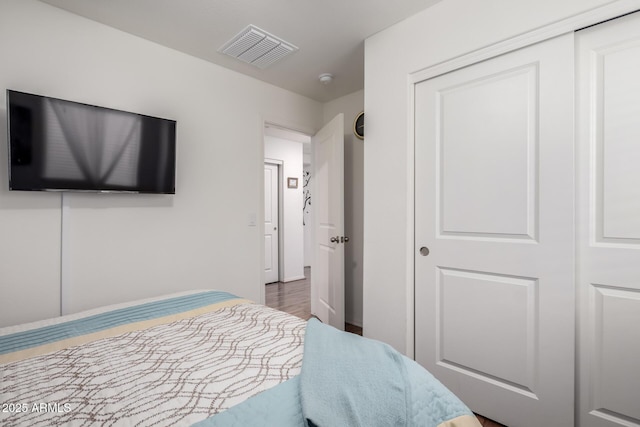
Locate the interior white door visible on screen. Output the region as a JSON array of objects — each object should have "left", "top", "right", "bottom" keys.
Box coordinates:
[
  {"left": 577, "top": 12, "right": 640, "bottom": 427},
  {"left": 311, "top": 114, "right": 345, "bottom": 329},
  {"left": 264, "top": 162, "right": 279, "bottom": 284},
  {"left": 414, "top": 34, "right": 575, "bottom": 427}
]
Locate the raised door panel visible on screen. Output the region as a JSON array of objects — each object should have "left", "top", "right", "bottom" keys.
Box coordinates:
[
  {"left": 437, "top": 268, "right": 537, "bottom": 396},
  {"left": 439, "top": 66, "right": 537, "bottom": 240},
  {"left": 591, "top": 286, "right": 640, "bottom": 421},
  {"left": 264, "top": 235, "right": 274, "bottom": 271},
  {"left": 596, "top": 41, "right": 640, "bottom": 243}
]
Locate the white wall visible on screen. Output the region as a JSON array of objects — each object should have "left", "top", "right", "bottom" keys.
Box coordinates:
[
  {"left": 0, "top": 0, "right": 322, "bottom": 327},
  {"left": 302, "top": 164, "right": 312, "bottom": 268},
  {"left": 363, "top": 0, "right": 624, "bottom": 353},
  {"left": 264, "top": 129, "right": 306, "bottom": 282},
  {"left": 323, "top": 90, "right": 364, "bottom": 327}
]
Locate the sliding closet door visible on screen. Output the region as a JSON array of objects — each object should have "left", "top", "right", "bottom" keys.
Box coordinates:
[
  {"left": 577, "top": 12, "right": 640, "bottom": 427},
  {"left": 414, "top": 34, "right": 574, "bottom": 427}
]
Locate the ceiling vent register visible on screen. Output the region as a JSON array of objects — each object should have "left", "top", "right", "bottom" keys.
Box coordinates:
[{"left": 220, "top": 25, "right": 298, "bottom": 69}]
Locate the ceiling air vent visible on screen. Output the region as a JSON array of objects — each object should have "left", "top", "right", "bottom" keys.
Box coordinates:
[{"left": 220, "top": 25, "right": 298, "bottom": 69}]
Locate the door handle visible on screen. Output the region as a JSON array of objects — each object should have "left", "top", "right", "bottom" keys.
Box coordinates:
[{"left": 330, "top": 236, "right": 349, "bottom": 243}]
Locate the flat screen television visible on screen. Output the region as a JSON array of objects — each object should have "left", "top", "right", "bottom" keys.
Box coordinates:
[{"left": 6, "top": 90, "right": 176, "bottom": 194}]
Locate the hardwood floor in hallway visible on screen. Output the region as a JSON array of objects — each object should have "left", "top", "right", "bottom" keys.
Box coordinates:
[
  {"left": 265, "top": 268, "right": 312, "bottom": 321},
  {"left": 265, "top": 267, "right": 362, "bottom": 335}
]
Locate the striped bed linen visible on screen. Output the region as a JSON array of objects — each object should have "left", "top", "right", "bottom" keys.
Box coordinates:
[{"left": 0, "top": 290, "right": 306, "bottom": 426}]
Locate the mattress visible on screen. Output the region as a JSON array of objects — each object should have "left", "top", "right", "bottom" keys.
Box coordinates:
[
  {"left": 0, "top": 290, "right": 481, "bottom": 427},
  {"left": 0, "top": 291, "right": 305, "bottom": 426}
]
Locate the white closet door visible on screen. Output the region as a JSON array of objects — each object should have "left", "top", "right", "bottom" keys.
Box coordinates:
[
  {"left": 264, "top": 163, "right": 279, "bottom": 284},
  {"left": 577, "top": 12, "right": 640, "bottom": 427},
  {"left": 414, "top": 34, "right": 574, "bottom": 427}
]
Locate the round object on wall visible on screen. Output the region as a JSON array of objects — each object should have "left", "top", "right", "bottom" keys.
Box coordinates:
[{"left": 353, "top": 111, "right": 364, "bottom": 140}]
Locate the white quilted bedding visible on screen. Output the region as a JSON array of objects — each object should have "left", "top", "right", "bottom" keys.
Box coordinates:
[{"left": 0, "top": 292, "right": 305, "bottom": 426}]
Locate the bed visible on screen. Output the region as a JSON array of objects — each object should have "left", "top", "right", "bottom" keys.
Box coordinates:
[{"left": 0, "top": 290, "right": 480, "bottom": 426}]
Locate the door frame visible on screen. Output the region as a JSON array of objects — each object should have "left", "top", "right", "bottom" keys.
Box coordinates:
[
  {"left": 406, "top": 0, "right": 640, "bottom": 358},
  {"left": 259, "top": 118, "right": 315, "bottom": 304}
]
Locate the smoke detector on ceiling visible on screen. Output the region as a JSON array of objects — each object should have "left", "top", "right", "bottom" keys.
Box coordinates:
[
  {"left": 318, "top": 73, "right": 334, "bottom": 85},
  {"left": 219, "top": 24, "right": 298, "bottom": 69}
]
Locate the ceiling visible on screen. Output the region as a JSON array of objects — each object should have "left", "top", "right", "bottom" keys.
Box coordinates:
[{"left": 39, "top": 0, "right": 442, "bottom": 103}]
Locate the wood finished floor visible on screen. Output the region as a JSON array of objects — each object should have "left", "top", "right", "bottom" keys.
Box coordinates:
[
  {"left": 265, "top": 267, "right": 363, "bottom": 335},
  {"left": 265, "top": 268, "right": 505, "bottom": 427},
  {"left": 265, "top": 267, "right": 313, "bottom": 321}
]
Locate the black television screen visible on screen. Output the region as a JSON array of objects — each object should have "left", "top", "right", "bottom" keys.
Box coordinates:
[{"left": 6, "top": 90, "right": 176, "bottom": 194}]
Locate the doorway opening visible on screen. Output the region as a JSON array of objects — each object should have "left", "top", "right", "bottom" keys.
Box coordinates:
[
  {"left": 263, "top": 123, "right": 312, "bottom": 314},
  {"left": 263, "top": 115, "right": 360, "bottom": 334}
]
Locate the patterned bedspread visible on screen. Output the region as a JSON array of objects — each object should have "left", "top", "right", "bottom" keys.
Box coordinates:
[{"left": 0, "top": 291, "right": 306, "bottom": 426}]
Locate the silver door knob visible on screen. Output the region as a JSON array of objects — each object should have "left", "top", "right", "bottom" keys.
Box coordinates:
[
  {"left": 341, "top": 236, "right": 350, "bottom": 243},
  {"left": 330, "top": 237, "right": 339, "bottom": 243},
  {"left": 419, "top": 246, "right": 430, "bottom": 256}
]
